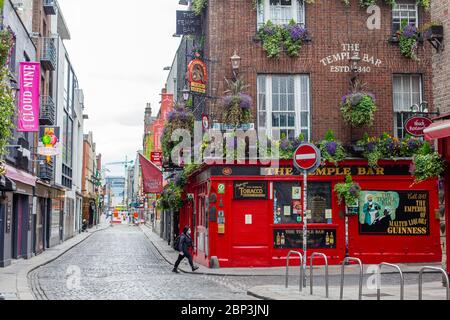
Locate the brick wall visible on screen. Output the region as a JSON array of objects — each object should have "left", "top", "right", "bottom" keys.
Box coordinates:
[
  {"left": 202, "top": 0, "right": 433, "bottom": 143},
  {"left": 431, "top": 0, "right": 449, "bottom": 275}
]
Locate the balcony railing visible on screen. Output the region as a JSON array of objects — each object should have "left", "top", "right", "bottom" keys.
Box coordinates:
[
  {"left": 43, "top": 0, "right": 57, "bottom": 15},
  {"left": 38, "top": 160, "right": 54, "bottom": 182},
  {"left": 41, "top": 37, "right": 56, "bottom": 71},
  {"left": 39, "top": 96, "right": 56, "bottom": 125}
]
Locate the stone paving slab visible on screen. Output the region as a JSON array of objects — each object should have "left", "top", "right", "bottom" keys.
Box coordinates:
[
  {"left": 0, "top": 222, "right": 110, "bottom": 300},
  {"left": 247, "top": 282, "right": 450, "bottom": 301},
  {"left": 140, "top": 224, "right": 444, "bottom": 277}
]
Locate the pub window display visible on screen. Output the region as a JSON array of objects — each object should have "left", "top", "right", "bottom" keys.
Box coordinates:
[
  {"left": 307, "top": 182, "right": 332, "bottom": 224},
  {"left": 273, "top": 182, "right": 302, "bottom": 224}
]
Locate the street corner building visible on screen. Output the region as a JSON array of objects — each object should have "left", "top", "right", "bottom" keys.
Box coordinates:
[
  {"left": 1, "top": 0, "right": 92, "bottom": 268},
  {"left": 154, "top": 0, "right": 445, "bottom": 269}
]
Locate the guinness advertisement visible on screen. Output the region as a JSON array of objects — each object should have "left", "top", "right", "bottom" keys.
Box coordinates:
[
  {"left": 274, "top": 229, "right": 337, "bottom": 249},
  {"left": 359, "top": 190, "right": 430, "bottom": 236},
  {"left": 234, "top": 181, "right": 268, "bottom": 200}
]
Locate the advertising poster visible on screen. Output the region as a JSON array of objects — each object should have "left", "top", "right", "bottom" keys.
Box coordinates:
[{"left": 359, "top": 190, "right": 429, "bottom": 236}]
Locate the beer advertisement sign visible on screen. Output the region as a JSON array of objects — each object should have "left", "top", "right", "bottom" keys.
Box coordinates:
[{"left": 359, "top": 191, "right": 429, "bottom": 236}]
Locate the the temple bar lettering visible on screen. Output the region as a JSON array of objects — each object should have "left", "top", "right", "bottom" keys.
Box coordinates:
[{"left": 261, "top": 166, "right": 410, "bottom": 177}]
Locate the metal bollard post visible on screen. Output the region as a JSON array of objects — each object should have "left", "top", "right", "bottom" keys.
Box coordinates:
[
  {"left": 310, "top": 253, "right": 329, "bottom": 298},
  {"left": 340, "top": 257, "right": 363, "bottom": 300},
  {"left": 285, "top": 251, "right": 303, "bottom": 292},
  {"left": 377, "top": 263, "right": 404, "bottom": 300},
  {"left": 419, "top": 267, "right": 450, "bottom": 300}
]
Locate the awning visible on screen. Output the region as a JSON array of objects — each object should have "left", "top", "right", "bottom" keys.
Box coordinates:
[
  {"left": 0, "top": 175, "right": 17, "bottom": 192},
  {"left": 4, "top": 164, "right": 37, "bottom": 187},
  {"left": 424, "top": 120, "right": 450, "bottom": 141}
]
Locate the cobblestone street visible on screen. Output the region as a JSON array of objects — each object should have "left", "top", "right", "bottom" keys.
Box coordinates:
[{"left": 27, "top": 224, "right": 445, "bottom": 300}]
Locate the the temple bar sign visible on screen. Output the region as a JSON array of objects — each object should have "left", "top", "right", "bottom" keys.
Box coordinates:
[
  {"left": 176, "top": 11, "right": 202, "bottom": 35},
  {"left": 261, "top": 166, "right": 411, "bottom": 177},
  {"left": 320, "top": 43, "right": 382, "bottom": 73}
]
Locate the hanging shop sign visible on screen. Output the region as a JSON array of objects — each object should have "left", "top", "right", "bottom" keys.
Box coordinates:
[
  {"left": 202, "top": 114, "right": 210, "bottom": 130},
  {"left": 150, "top": 152, "right": 163, "bottom": 167},
  {"left": 188, "top": 59, "right": 207, "bottom": 94},
  {"left": 358, "top": 190, "right": 429, "bottom": 236},
  {"left": 234, "top": 181, "right": 268, "bottom": 200},
  {"left": 176, "top": 10, "right": 202, "bottom": 35},
  {"left": 404, "top": 116, "right": 433, "bottom": 137},
  {"left": 37, "top": 127, "right": 61, "bottom": 156},
  {"left": 273, "top": 229, "right": 337, "bottom": 249},
  {"left": 18, "top": 62, "right": 40, "bottom": 132}
]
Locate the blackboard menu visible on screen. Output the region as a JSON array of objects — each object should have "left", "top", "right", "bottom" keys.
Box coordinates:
[{"left": 274, "top": 229, "right": 337, "bottom": 249}]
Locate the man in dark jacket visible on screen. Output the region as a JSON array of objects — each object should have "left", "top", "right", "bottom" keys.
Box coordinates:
[{"left": 172, "top": 226, "right": 199, "bottom": 273}]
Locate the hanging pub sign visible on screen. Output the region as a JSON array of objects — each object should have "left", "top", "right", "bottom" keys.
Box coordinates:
[
  {"left": 176, "top": 11, "right": 202, "bottom": 36},
  {"left": 234, "top": 181, "right": 268, "bottom": 200},
  {"left": 37, "top": 127, "right": 61, "bottom": 156},
  {"left": 150, "top": 152, "right": 163, "bottom": 167},
  {"left": 188, "top": 58, "right": 207, "bottom": 94},
  {"left": 404, "top": 116, "right": 433, "bottom": 137},
  {"left": 358, "top": 190, "right": 430, "bottom": 236},
  {"left": 18, "top": 62, "right": 40, "bottom": 132}
]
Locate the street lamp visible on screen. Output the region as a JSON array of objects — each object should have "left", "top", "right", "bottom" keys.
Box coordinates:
[
  {"left": 349, "top": 54, "right": 361, "bottom": 73},
  {"left": 230, "top": 51, "right": 241, "bottom": 79},
  {"left": 182, "top": 85, "right": 190, "bottom": 103}
]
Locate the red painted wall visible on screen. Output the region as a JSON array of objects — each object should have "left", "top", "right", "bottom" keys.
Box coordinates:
[{"left": 182, "top": 161, "right": 442, "bottom": 268}]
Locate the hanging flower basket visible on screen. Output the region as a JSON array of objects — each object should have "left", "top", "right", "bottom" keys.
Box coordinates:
[{"left": 341, "top": 92, "right": 377, "bottom": 127}]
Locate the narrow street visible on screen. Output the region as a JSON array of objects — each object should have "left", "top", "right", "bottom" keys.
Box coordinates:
[{"left": 27, "top": 224, "right": 444, "bottom": 300}]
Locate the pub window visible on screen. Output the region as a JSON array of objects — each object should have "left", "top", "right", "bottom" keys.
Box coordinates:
[
  {"left": 307, "top": 182, "right": 332, "bottom": 224},
  {"left": 392, "top": 2, "right": 418, "bottom": 34},
  {"left": 257, "top": 0, "right": 305, "bottom": 28},
  {"left": 273, "top": 182, "right": 302, "bottom": 224},
  {"left": 393, "top": 74, "right": 422, "bottom": 139},
  {"left": 257, "top": 74, "right": 311, "bottom": 141}
]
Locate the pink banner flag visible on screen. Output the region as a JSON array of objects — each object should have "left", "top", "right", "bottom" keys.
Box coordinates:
[{"left": 18, "top": 62, "right": 40, "bottom": 132}]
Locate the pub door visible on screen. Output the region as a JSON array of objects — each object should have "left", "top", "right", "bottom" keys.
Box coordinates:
[
  {"left": 230, "top": 200, "right": 271, "bottom": 267},
  {"left": 196, "top": 195, "right": 209, "bottom": 266}
]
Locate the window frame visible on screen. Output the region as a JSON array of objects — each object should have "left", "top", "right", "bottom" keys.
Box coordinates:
[
  {"left": 257, "top": 0, "right": 306, "bottom": 28},
  {"left": 392, "top": 73, "right": 423, "bottom": 139},
  {"left": 257, "top": 74, "right": 311, "bottom": 141},
  {"left": 392, "top": 2, "right": 419, "bottom": 34}
]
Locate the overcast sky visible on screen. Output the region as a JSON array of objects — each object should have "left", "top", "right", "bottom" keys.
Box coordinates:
[{"left": 58, "top": 0, "right": 184, "bottom": 177}]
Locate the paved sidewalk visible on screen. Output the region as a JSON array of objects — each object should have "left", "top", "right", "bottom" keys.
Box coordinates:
[
  {"left": 248, "top": 282, "right": 449, "bottom": 300},
  {"left": 140, "top": 224, "right": 444, "bottom": 277},
  {"left": 0, "top": 222, "right": 110, "bottom": 300}
]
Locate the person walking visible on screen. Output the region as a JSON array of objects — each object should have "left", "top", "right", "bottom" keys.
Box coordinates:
[{"left": 172, "top": 226, "right": 199, "bottom": 273}]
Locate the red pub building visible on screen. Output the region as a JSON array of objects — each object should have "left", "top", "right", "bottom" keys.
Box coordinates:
[{"left": 170, "top": 0, "right": 442, "bottom": 268}]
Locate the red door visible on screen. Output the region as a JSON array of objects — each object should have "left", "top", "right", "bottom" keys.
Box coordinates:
[{"left": 230, "top": 200, "right": 271, "bottom": 267}]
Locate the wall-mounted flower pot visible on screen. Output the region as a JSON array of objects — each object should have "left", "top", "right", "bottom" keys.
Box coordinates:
[{"left": 424, "top": 25, "right": 444, "bottom": 40}]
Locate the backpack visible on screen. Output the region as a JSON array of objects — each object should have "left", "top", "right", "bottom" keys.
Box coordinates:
[{"left": 173, "top": 235, "right": 181, "bottom": 251}]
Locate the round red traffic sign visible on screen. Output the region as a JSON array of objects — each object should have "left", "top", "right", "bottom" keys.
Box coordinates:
[{"left": 294, "top": 143, "right": 321, "bottom": 171}]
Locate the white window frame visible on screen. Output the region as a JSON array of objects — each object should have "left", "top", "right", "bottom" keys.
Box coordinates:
[
  {"left": 257, "top": 0, "right": 305, "bottom": 27},
  {"left": 393, "top": 74, "right": 423, "bottom": 138},
  {"left": 257, "top": 74, "right": 311, "bottom": 141},
  {"left": 392, "top": 2, "right": 418, "bottom": 32}
]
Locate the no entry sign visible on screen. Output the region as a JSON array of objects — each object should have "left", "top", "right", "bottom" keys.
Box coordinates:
[{"left": 293, "top": 143, "right": 321, "bottom": 172}]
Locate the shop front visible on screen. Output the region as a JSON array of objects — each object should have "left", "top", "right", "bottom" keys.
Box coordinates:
[
  {"left": 424, "top": 118, "right": 450, "bottom": 275},
  {"left": 180, "top": 160, "right": 442, "bottom": 268}
]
